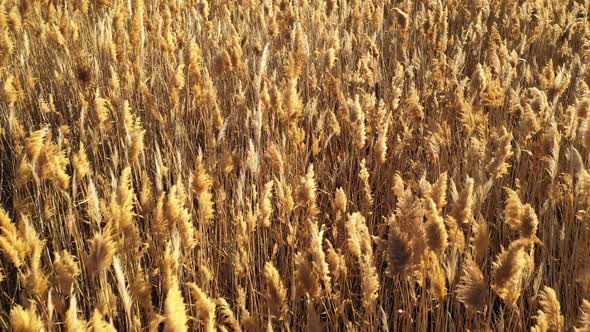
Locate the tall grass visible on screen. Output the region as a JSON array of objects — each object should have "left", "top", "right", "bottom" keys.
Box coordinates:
[{"left": 0, "top": 0, "right": 590, "bottom": 330}]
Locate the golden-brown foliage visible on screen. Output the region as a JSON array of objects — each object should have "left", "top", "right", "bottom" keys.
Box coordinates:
[{"left": 0, "top": 0, "right": 587, "bottom": 330}]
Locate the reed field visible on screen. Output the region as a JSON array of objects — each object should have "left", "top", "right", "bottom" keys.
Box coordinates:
[{"left": 1, "top": 0, "right": 590, "bottom": 330}]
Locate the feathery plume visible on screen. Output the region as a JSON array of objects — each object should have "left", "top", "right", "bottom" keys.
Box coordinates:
[
  {"left": 296, "top": 165, "right": 319, "bottom": 218},
  {"left": 452, "top": 177, "right": 474, "bottom": 226},
  {"left": 65, "top": 295, "right": 88, "bottom": 332},
  {"left": 54, "top": 250, "right": 80, "bottom": 294},
  {"left": 576, "top": 299, "right": 590, "bottom": 331},
  {"left": 334, "top": 188, "right": 347, "bottom": 213},
  {"left": 73, "top": 143, "right": 91, "bottom": 178},
  {"left": 263, "top": 261, "right": 287, "bottom": 319},
  {"left": 491, "top": 239, "right": 530, "bottom": 307},
  {"left": 193, "top": 155, "right": 215, "bottom": 225},
  {"left": 86, "top": 233, "right": 116, "bottom": 276},
  {"left": 164, "top": 277, "right": 188, "bottom": 332},
  {"left": 258, "top": 180, "right": 274, "bottom": 227},
  {"left": 424, "top": 198, "right": 448, "bottom": 256},
  {"left": 456, "top": 255, "right": 488, "bottom": 311},
  {"left": 10, "top": 305, "right": 45, "bottom": 332},
  {"left": 188, "top": 283, "right": 216, "bottom": 332},
  {"left": 533, "top": 286, "right": 564, "bottom": 332}
]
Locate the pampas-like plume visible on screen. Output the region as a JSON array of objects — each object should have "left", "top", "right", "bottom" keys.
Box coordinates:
[
  {"left": 471, "top": 217, "right": 490, "bottom": 263},
  {"left": 294, "top": 251, "right": 321, "bottom": 300},
  {"left": 296, "top": 164, "right": 319, "bottom": 218},
  {"left": 188, "top": 40, "right": 203, "bottom": 83},
  {"left": 164, "top": 277, "right": 188, "bottom": 332},
  {"left": 487, "top": 127, "right": 513, "bottom": 179},
  {"left": 54, "top": 250, "right": 80, "bottom": 294},
  {"left": 23, "top": 263, "right": 49, "bottom": 314},
  {"left": 491, "top": 239, "right": 530, "bottom": 307},
  {"left": 424, "top": 198, "right": 448, "bottom": 256},
  {"left": 375, "top": 118, "right": 389, "bottom": 164},
  {"left": 504, "top": 188, "right": 524, "bottom": 229},
  {"left": 325, "top": 239, "right": 348, "bottom": 283},
  {"left": 258, "top": 180, "right": 274, "bottom": 227},
  {"left": 576, "top": 299, "right": 590, "bottom": 331},
  {"left": 25, "top": 127, "right": 47, "bottom": 163},
  {"left": 359, "top": 159, "right": 373, "bottom": 208},
  {"left": 532, "top": 311, "right": 549, "bottom": 332},
  {"left": 215, "top": 297, "right": 241, "bottom": 332},
  {"left": 128, "top": 113, "right": 146, "bottom": 163},
  {"left": 65, "top": 295, "right": 88, "bottom": 332},
  {"left": 470, "top": 64, "right": 487, "bottom": 96},
  {"left": 431, "top": 172, "right": 448, "bottom": 212},
  {"left": 533, "top": 286, "right": 564, "bottom": 332},
  {"left": 521, "top": 204, "right": 540, "bottom": 241},
  {"left": 86, "top": 179, "right": 102, "bottom": 225},
  {"left": 383, "top": 218, "right": 412, "bottom": 276},
  {"left": 33, "top": 133, "right": 71, "bottom": 190},
  {"left": 236, "top": 286, "right": 256, "bottom": 331},
  {"left": 428, "top": 253, "right": 447, "bottom": 303},
  {"left": 456, "top": 255, "right": 488, "bottom": 311},
  {"left": 15, "top": 157, "right": 32, "bottom": 188},
  {"left": 86, "top": 233, "right": 116, "bottom": 276},
  {"left": 188, "top": 283, "right": 216, "bottom": 332},
  {"left": 350, "top": 95, "right": 367, "bottom": 149},
  {"left": 166, "top": 185, "right": 196, "bottom": 250},
  {"left": 361, "top": 255, "right": 380, "bottom": 308},
  {"left": 10, "top": 305, "right": 45, "bottom": 332},
  {"left": 139, "top": 171, "right": 154, "bottom": 213},
  {"left": 111, "top": 167, "right": 140, "bottom": 250},
  {"left": 334, "top": 187, "right": 347, "bottom": 213},
  {"left": 94, "top": 89, "right": 109, "bottom": 129},
  {"left": 2, "top": 75, "right": 17, "bottom": 105},
  {"left": 274, "top": 176, "right": 295, "bottom": 217},
  {"left": 267, "top": 143, "right": 284, "bottom": 174},
  {"left": 263, "top": 261, "right": 287, "bottom": 319},
  {"left": 504, "top": 188, "right": 540, "bottom": 240},
  {"left": 393, "top": 180, "right": 425, "bottom": 268},
  {"left": 112, "top": 256, "right": 132, "bottom": 321},
  {"left": 129, "top": 0, "right": 144, "bottom": 55},
  {"left": 72, "top": 142, "right": 91, "bottom": 178},
  {"left": 452, "top": 177, "right": 474, "bottom": 226},
  {"left": 0, "top": 206, "right": 25, "bottom": 267},
  {"left": 309, "top": 221, "right": 332, "bottom": 294},
  {"left": 90, "top": 309, "right": 116, "bottom": 332},
  {"left": 346, "top": 212, "right": 372, "bottom": 260},
  {"left": 193, "top": 154, "right": 215, "bottom": 225},
  {"left": 283, "top": 78, "right": 304, "bottom": 149}
]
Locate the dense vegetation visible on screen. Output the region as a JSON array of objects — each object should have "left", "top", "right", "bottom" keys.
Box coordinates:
[{"left": 1, "top": 0, "right": 590, "bottom": 331}]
